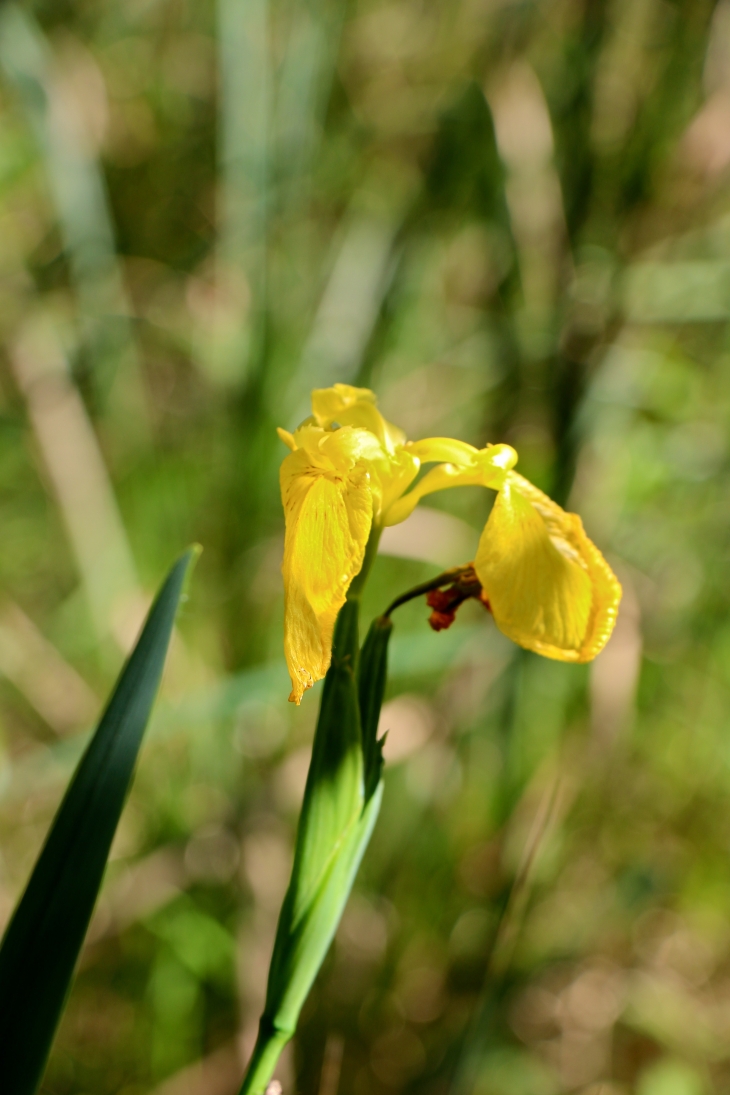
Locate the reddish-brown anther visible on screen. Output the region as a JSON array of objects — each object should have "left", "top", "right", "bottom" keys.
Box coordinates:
[
  {"left": 426, "top": 596, "right": 457, "bottom": 630},
  {"left": 425, "top": 566, "right": 490, "bottom": 631}
]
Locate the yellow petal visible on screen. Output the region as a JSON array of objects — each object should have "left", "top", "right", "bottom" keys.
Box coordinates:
[
  {"left": 406, "top": 437, "right": 480, "bottom": 465},
  {"left": 474, "top": 472, "right": 621, "bottom": 662},
  {"left": 311, "top": 383, "right": 405, "bottom": 452},
  {"left": 319, "top": 423, "right": 383, "bottom": 467},
  {"left": 382, "top": 443, "right": 518, "bottom": 526},
  {"left": 473, "top": 443, "right": 519, "bottom": 478},
  {"left": 311, "top": 383, "right": 377, "bottom": 425},
  {"left": 289, "top": 421, "right": 382, "bottom": 468},
  {"left": 375, "top": 447, "right": 420, "bottom": 517},
  {"left": 281, "top": 449, "right": 372, "bottom": 703},
  {"left": 383, "top": 463, "right": 482, "bottom": 526},
  {"left": 277, "top": 427, "right": 296, "bottom": 451}
]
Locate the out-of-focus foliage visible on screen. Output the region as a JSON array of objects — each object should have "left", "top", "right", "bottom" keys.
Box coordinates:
[{"left": 0, "top": 0, "right": 729, "bottom": 1092}]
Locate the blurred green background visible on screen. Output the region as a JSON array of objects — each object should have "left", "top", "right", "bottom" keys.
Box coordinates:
[{"left": 0, "top": 0, "right": 729, "bottom": 1092}]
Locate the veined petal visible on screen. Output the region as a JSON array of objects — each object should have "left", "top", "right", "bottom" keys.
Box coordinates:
[
  {"left": 474, "top": 472, "right": 621, "bottom": 662},
  {"left": 281, "top": 451, "right": 373, "bottom": 702}
]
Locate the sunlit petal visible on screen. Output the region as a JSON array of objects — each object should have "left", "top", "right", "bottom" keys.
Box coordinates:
[
  {"left": 311, "top": 383, "right": 405, "bottom": 452},
  {"left": 383, "top": 463, "right": 483, "bottom": 526},
  {"left": 311, "top": 383, "right": 377, "bottom": 426},
  {"left": 474, "top": 473, "right": 621, "bottom": 661},
  {"left": 277, "top": 427, "right": 296, "bottom": 451},
  {"left": 375, "top": 447, "right": 420, "bottom": 516},
  {"left": 281, "top": 450, "right": 372, "bottom": 702},
  {"left": 382, "top": 444, "right": 518, "bottom": 526},
  {"left": 406, "top": 437, "right": 479, "bottom": 465},
  {"left": 474, "top": 443, "right": 519, "bottom": 477}
]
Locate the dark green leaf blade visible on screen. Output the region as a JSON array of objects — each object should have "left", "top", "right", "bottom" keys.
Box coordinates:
[
  {"left": 358, "top": 614, "right": 392, "bottom": 802},
  {"left": 0, "top": 547, "right": 198, "bottom": 1095}
]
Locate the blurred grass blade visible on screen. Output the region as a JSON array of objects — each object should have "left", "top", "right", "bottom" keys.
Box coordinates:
[
  {"left": 217, "top": 0, "right": 270, "bottom": 381},
  {"left": 275, "top": 0, "right": 345, "bottom": 204},
  {"left": 0, "top": 548, "right": 198, "bottom": 1095},
  {"left": 11, "top": 316, "right": 140, "bottom": 644},
  {"left": 218, "top": 0, "right": 269, "bottom": 263},
  {"left": 0, "top": 3, "right": 149, "bottom": 428},
  {"left": 286, "top": 191, "right": 407, "bottom": 420}
]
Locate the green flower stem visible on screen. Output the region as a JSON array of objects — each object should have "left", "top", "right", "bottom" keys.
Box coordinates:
[
  {"left": 238, "top": 524, "right": 396, "bottom": 1095},
  {"left": 239, "top": 575, "right": 392, "bottom": 1094},
  {"left": 239, "top": 1021, "right": 292, "bottom": 1095}
]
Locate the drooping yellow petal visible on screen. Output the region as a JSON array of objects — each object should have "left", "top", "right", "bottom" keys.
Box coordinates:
[
  {"left": 281, "top": 443, "right": 373, "bottom": 703},
  {"left": 474, "top": 472, "right": 621, "bottom": 662}
]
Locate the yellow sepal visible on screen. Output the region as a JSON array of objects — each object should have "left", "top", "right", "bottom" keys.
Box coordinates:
[
  {"left": 280, "top": 430, "right": 373, "bottom": 703},
  {"left": 475, "top": 473, "right": 621, "bottom": 662}
]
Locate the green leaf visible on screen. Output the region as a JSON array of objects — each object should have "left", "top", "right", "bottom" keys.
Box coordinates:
[
  {"left": 265, "top": 599, "right": 364, "bottom": 1017},
  {"left": 0, "top": 547, "right": 198, "bottom": 1095},
  {"left": 358, "top": 615, "right": 392, "bottom": 802}
]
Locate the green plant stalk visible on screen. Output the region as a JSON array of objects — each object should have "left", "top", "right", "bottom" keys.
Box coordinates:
[
  {"left": 0, "top": 4, "right": 149, "bottom": 426},
  {"left": 239, "top": 528, "right": 389, "bottom": 1094},
  {"left": 242, "top": 783, "right": 383, "bottom": 1093},
  {"left": 382, "top": 564, "right": 473, "bottom": 618}
]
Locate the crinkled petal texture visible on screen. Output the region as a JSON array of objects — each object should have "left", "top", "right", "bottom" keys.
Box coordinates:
[
  {"left": 475, "top": 472, "right": 621, "bottom": 662},
  {"left": 281, "top": 430, "right": 373, "bottom": 703}
]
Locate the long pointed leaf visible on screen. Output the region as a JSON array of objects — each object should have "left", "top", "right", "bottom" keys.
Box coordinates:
[{"left": 0, "top": 547, "right": 198, "bottom": 1095}]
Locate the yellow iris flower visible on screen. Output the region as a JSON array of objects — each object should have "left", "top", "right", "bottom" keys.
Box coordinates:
[{"left": 279, "top": 384, "right": 621, "bottom": 703}]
